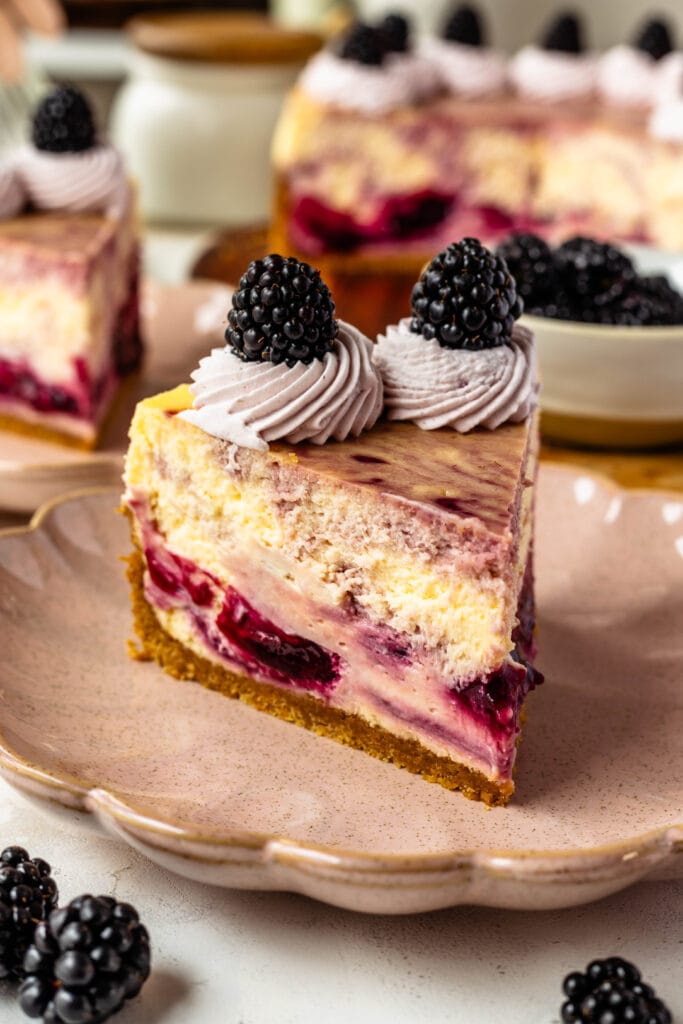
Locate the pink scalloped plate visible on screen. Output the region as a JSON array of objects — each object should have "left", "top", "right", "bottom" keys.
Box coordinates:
[{"left": 0, "top": 467, "right": 681, "bottom": 913}]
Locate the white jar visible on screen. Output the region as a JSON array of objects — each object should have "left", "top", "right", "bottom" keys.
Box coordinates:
[{"left": 111, "top": 14, "right": 321, "bottom": 226}]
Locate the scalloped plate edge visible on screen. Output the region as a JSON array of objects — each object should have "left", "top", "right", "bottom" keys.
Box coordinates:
[{"left": 1, "top": 480, "right": 682, "bottom": 913}]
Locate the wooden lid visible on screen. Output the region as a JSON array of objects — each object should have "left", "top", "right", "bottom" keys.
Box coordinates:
[{"left": 127, "top": 12, "right": 323, "bottom": 65}]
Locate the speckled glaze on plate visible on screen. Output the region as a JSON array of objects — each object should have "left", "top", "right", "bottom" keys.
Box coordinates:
[
  {"left": 0, "top": 467, "right": 681, "bottom": 914},
  {"left": 0, "top": 280, "right": 231, "bottom": 514}
]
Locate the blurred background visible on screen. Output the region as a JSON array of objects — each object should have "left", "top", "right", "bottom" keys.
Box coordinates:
[{"left": 4, "top": 0, "right": 683, "bottom": 459}]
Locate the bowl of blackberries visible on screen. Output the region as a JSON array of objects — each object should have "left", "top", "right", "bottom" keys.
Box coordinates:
[{"left": 497, "top": 233, "right": 683, "bottom": 447}]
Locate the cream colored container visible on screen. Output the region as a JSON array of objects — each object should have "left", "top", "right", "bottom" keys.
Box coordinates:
[
  {"left": 111, "top": 13, "right": 320, "bottom": 225},
  {"left": 524, "top": 312, "right": 683, "bottom": 447}
]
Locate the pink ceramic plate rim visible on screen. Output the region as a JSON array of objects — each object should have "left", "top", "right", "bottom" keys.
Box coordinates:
[{"left": 1, "top": 473, "right": 682, "bottom": 892}]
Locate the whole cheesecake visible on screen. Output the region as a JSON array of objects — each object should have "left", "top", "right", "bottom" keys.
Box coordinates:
[
  {"left": 270, "top": 9, "right": 683, "bottom": 336},
  {"left": 123, "top": 244, "right": 542, "bottom": 805}
]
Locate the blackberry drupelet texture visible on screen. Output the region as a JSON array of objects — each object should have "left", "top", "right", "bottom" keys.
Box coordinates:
[
  {"left": 19, "top": 895, "right": 150, "bottom": 1024},
  {"left": 0, "top": 846, "right": 58, "bottom": 981},
  {"left": 379, "top": 13, "right": 410, "bottom": 53},
  {"left": 495, "top": 233, "right": 556, "bottom": 305},
  {"left": 32, "top": 86, "right": 97, "bottom": 154},
  {"left": 635, "top": 18, "right": 673, "bottom": 61},
  {"left": 560, "top": 957, "right": 672, "bottom": 1024},
  {"left": 555, "top": 237, "right": 636, "bottom": 309},
  {"left": 542, "top": 12, "right": 584, "bottom": 53},
  {"left": 226, "top": 254, "right": 338, "bottom": 367},
  {"left": 442, "top": 4, "right": 483, "bottom": 46},
  {"left": 338, "top": 22, "right": 386, "bottom": 65},
  {"left": 410, "top": 237, "right": 523, "bottom": 350}
]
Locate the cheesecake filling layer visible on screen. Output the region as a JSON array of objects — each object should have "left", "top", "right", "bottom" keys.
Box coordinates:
[
  {"left": 125, "top": 392, "right": 536, "bottom": 681},
  {"left": 0, "top": 268, "right": 141, "bottom": 432},
  {"left": 128, "top": 493, "right": 539, "bottom": 781}
]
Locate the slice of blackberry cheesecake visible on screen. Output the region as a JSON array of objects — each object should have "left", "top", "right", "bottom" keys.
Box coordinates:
[
  {"left": 0, "top": 87, "right": 141, "bottom": 449},
  {"left": 123, "top": 244, "right": 542, "bottom": 805}
]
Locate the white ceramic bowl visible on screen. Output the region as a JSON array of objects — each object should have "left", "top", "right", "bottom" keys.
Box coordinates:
[{"left": 524, "top": 313, "right": 683, "bottom": 448}]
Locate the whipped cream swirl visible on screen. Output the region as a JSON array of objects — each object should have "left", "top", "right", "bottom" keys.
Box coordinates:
[
  {"left": 299, "top": 50, "right": 435, "bottom": 114},
  {"left": 375, "top": 319, "right": 537, "bottom": 432},
  {"left": 180, "top": 321, "right": 384, "bottom": 451},
  {"left": 653, "top": 51, "right": 683, "bottom": 102},
  {"left": 597, "top": 45, "right": 658, "bottom": 106},
  {"left": 0, "top": 161, "right": 24, "bottom": 218},
  {"left": 649, "top": 96, "right": 683, "bottom": 140},
  {"left": 509, "top": 46, "right": 597, "bottom": 102},
  {"left": 422, "top": 38, "right": 507, "bottom": 97},
  {"left": 17, "top": 143, "right": 129, "bottom": 218}
]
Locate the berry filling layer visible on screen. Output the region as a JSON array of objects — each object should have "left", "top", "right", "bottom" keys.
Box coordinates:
[
  {"left": 288, "top": 189, "right": 648, "bottom": 254},
  {"left": 130, "top": 499, "right": 540, "bottom": 782},
  {"left": 0, "top": 272, "right": 141, "bottom": 428}
]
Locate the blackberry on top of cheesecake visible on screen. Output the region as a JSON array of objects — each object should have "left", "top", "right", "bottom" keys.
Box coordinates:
[
  {"left": 0, "top": 86, "right": 141, "bottom": 449},
  {"left": 422, "top": 4, "right": 508, "bottom": 98},
  {"left": 123, "top": 243, "right": 541, "bottom": 806}
]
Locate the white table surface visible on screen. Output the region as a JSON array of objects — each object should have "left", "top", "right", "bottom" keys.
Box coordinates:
[{"left": 0, "top": 779, "right": 681, "bottom": 1024}]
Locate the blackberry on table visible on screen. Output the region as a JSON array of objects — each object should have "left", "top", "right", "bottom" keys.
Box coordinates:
[
  {"left": 542, "top": 12, "right": 584, "bottom": 53},
  {"left": 410, "top": 237, "right": 523, "bottom": 350},
  {"left": 0, "top": 846, "right": 58, "bottom": 980},
  {"left": 226, "top": 254, "right": 338, "bottom": 367},
  {"left": 495, "top": 232, "right": 557, "bottom": 305},
  {"left": 18, "top": 895, "right": 150, "bottom": 1024},
  {"left": 555, "top": 236, "right": 636, "bottom": 308},
  {"left": 634, "top": 17, "right": 674, "bottom": 61},
  {"left": 338, "top": 22, "right": 385, "bottom": 65},
  {"left": 378, "top": 13, "right": 410, "bottom": 53},
  {"left": 560, "top": 957, "right": 672, "bottom": 1024},
  {"left": 32, "top": 86, "right": 97, "bottom": 154},
  {"left": 442, "top": 4, "right": 483, "bottom": 46}
]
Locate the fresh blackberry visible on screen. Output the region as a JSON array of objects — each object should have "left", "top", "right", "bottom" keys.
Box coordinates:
[
  {"left": 338, "top": 22, "right": 385, "bottom": 65},
  {"left": 0, "top": 846, "right": 58, "bottom": 980},
  {"left": 410, "top": 237, "right": 522, "bottom": 350},
  {"left": 555, "top": 236, "right": 636, "bottom": 309},
  {"left": 542, "top": 11, "right": 584, "bottom": 54},
  {"left": 634, "top": 18, "right": 674, "bottom": 61},
  {"left": 604, "top": 276, "right": 683, "bottom": 327},
  {"left": 495, "top": 233, "right": 556, "bottom": 304},
  {"left": 638, "top": 274, "right": 683, "bottom": 323},
  {"left": 19, "top": 895, "right": 150, "bottom": 1023},
  {"left": 442, "top": 4, "right": 483, "bottom": 46},
  {"left": 526, "top": 296, "right": 573, "bottom": 321},
  {"left": 226, "top": 254, "right": 338, "bottom": 366},
  {"left": 560, "top": 957, "right": 672, "bottom": 1024},
  {"left": 32, "top": 86, "right": 96, "bottom": 154},
  {"left": 378, "top": 13, "right": 410, "bottom": 53}
]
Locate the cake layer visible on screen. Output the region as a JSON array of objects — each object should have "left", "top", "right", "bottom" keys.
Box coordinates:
[
  {"left": 123, "top": 386, "right": 541, "bottom": 800},
  {"left": 0, "top": 209, "right": 137, "bottom": 381},
  {"left": 0, "top": 209, "right": 141, "bottom": 444},
  {"left": 126, "top": 385, "right": 536, "bottom": 679},
  {"left": 272, "top": 89, "right": 683, "bottom": 254},
  {"left": 127, "top": 545, "right": 531, "bottom": 806}
]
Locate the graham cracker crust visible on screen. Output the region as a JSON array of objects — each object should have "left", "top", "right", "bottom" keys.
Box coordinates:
[
  {"left": 125, "top": 543, "right": 514, "bottom": 807},
  {"left": 0, "top": 411, "right": 97, "bottom": 450}
]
